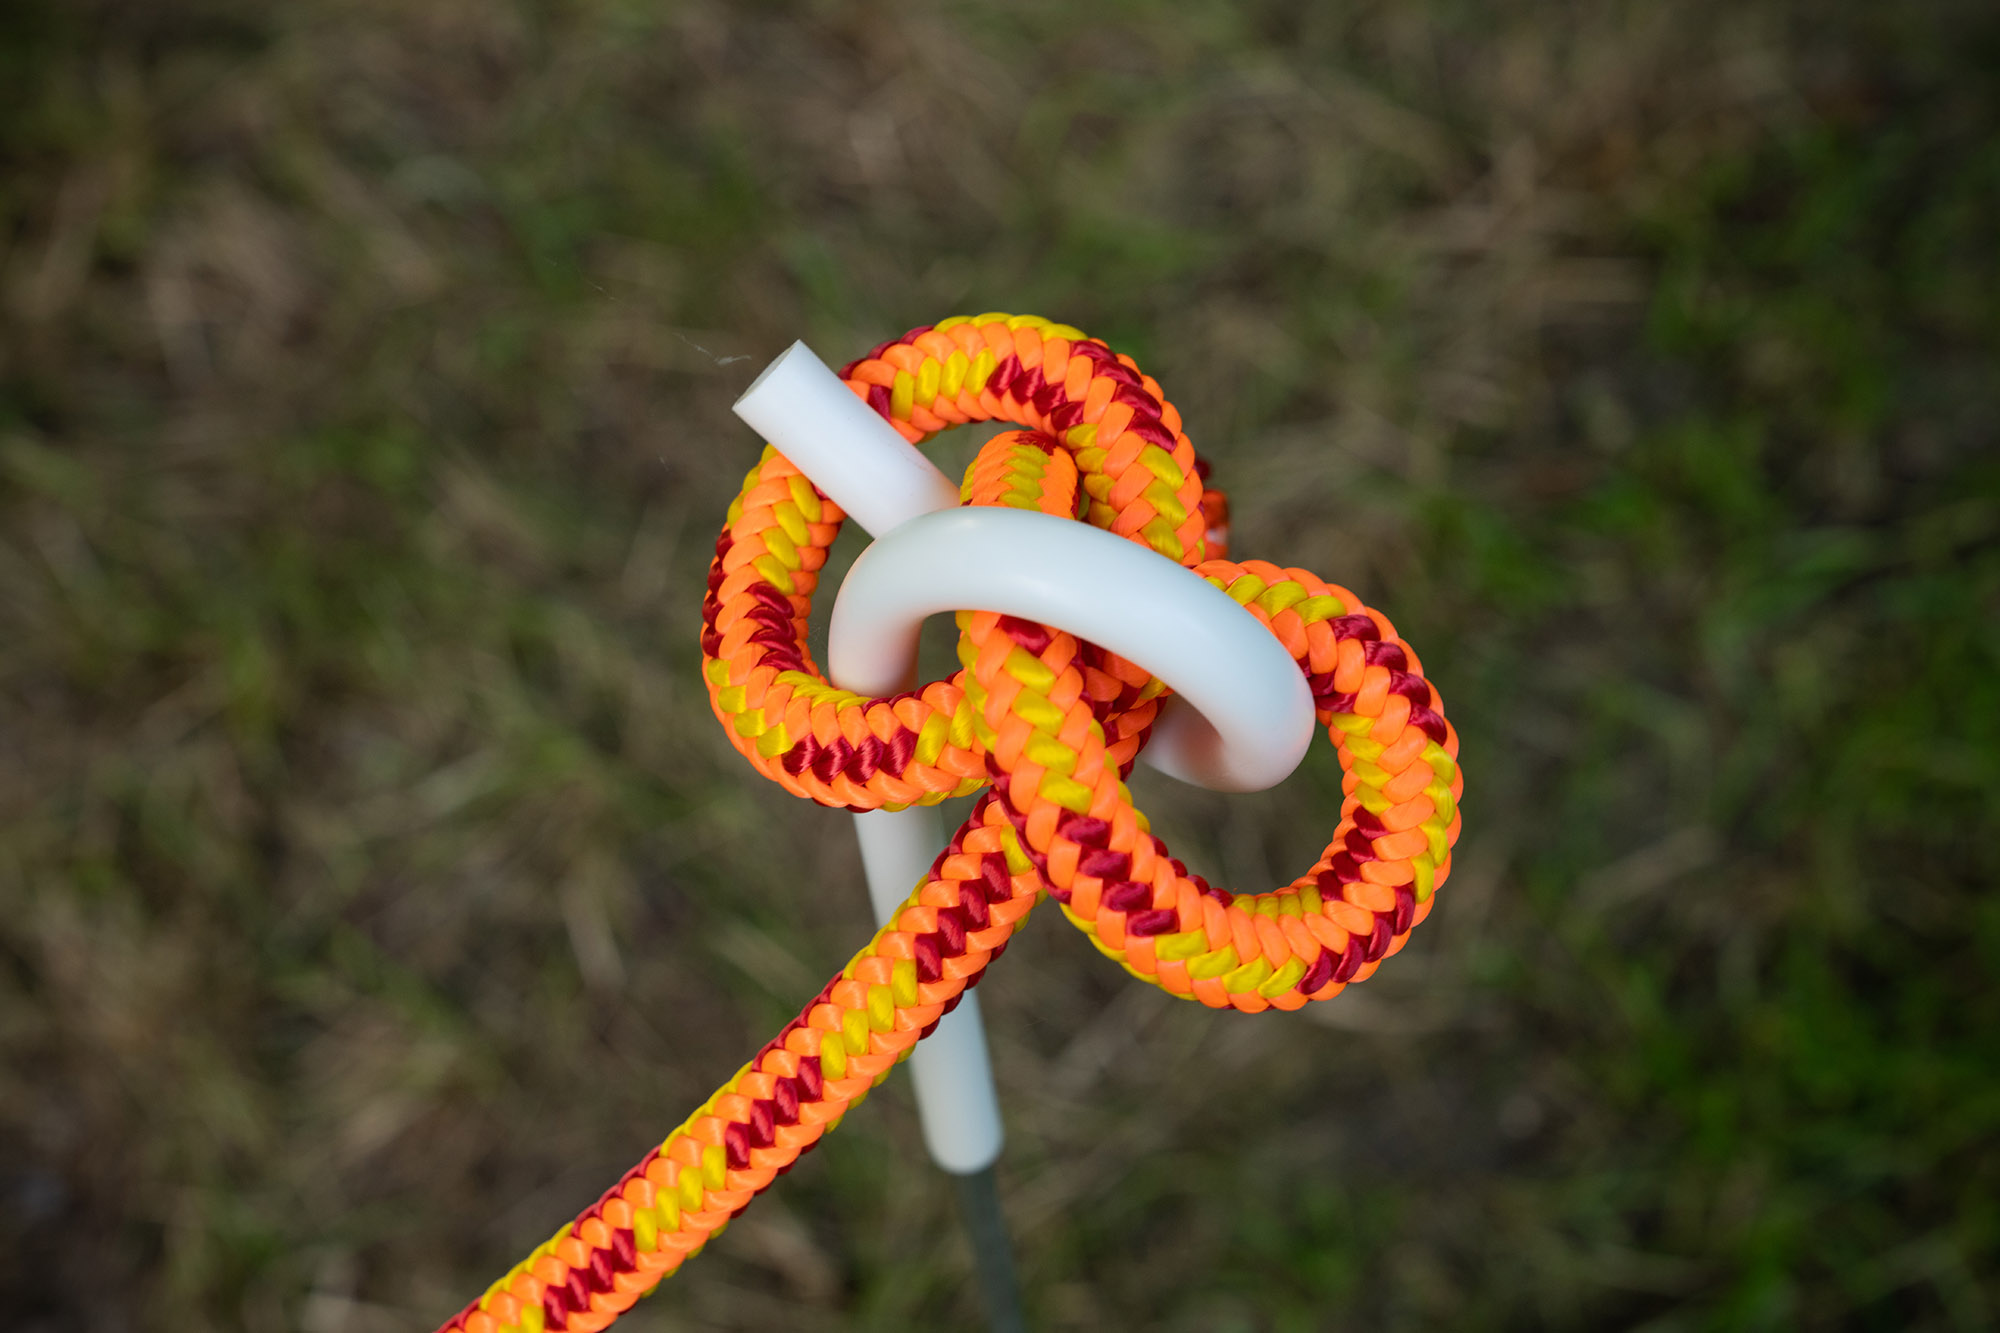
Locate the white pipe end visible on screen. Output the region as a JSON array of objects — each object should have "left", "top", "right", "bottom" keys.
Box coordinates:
[{"left": 731, "top": 341, "right": 960, "bottom": 538}]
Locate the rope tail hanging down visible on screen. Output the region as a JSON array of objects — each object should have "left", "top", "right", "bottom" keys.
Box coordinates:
[{"left": 435, "top": 314, "right": 1463, "bottom": 1333}]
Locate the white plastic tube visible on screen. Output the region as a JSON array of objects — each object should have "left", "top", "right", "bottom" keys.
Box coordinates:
[
  {"left": 733, "top": 338, "right": 1311, "bottom": 790},
  {"left": 736, "top": 342, "right": 1007, "bottom": 1174},
  {"left": 731, "top": 339, "right": 1316, "bottom": 1177},
  {"left": 732, "top": 341, "right": 960, "bottom": 537},
  {"left": 852, "top": 805, "right": 1004, "bottom": 1174}
]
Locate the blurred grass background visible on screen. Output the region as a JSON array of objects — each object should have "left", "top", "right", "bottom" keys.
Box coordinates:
[{"left": 2, "top": 1, "right": 1997, "bottom": 1329}]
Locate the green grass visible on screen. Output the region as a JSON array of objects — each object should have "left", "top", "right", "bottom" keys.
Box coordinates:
[{"left": 2, "top": 1, "right": 1996, "bottom": 1330}]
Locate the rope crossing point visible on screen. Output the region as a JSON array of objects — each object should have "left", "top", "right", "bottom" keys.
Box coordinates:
[{"left": 437, "top": 314, "right": 1464, "bottom": 1333}]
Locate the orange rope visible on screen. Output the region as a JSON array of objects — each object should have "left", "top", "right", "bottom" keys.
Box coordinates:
[{"left": 435, "top": 314, "right": 1461, "bottom": 1333}]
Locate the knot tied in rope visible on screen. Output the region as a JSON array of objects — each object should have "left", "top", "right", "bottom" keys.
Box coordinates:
[{"left": 439, "top": 313, "right": 1462, "bottom": 1333}]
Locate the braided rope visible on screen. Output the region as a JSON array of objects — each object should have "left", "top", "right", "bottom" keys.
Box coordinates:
[{"left": 436, "top": 315, "right": 1461, "bottom": 1333}]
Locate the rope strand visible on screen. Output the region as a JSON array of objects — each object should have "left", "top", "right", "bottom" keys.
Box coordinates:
[{"left": 436, "top": 316, "right": 1461, "bottom": 1333}]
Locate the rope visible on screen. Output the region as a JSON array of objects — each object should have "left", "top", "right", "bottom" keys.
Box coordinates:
[{"left": 435, "top": 314, "right": 1462, "bottom": 1333}]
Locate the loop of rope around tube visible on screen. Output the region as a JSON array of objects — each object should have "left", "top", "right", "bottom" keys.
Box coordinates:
[{"left": 437, "top": 314, "right": 1462, "bottom": 1333}]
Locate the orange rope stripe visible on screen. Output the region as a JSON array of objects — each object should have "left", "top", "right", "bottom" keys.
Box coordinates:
[{"left": 436, "top": 315, "right": 1461, "bottom": 1333}]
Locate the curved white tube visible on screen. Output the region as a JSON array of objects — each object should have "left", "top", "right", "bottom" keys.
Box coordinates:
[
  {"left": 730, "top": 339, "right": 1316, "bottom": 1179},
  {"left": 831, "top": 507, "right": 1316, "bottom": 793},
  {"left": 731, "top": 336, "right": 1314, "bottom": 791}
]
